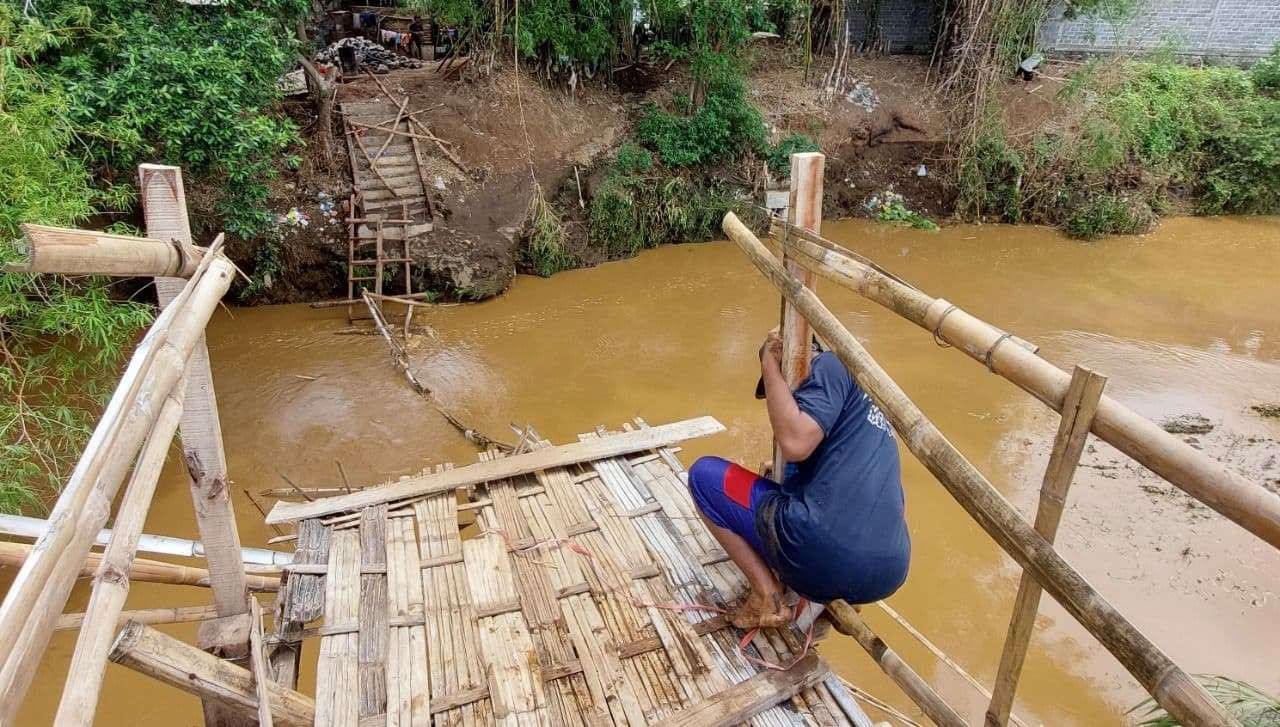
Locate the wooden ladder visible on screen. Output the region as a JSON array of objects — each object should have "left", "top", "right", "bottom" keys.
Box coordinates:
[{"left": 345, "top": 195, "right": 414, "bottom": 322}]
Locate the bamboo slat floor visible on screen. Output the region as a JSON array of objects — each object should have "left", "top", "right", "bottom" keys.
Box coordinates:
[{"left": 279, "top": 418, "right": 874, "bottom": 727}]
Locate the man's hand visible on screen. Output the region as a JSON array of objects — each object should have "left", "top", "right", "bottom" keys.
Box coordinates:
[{"left": 759, "top": 328, "right": 782, "bottom": 368}]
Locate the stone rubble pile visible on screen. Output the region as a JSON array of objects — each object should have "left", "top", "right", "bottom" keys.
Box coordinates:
[{"left": 314, "top": 37, "right": 423, "bottom": 73}]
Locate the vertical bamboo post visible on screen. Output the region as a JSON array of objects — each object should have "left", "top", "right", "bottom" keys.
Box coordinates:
[
  {"left": 774, "top": 152, "right": 824, "bottom": 479},
  {"left": 138, "top": 163, "right": 252, "bottom": 727},
  {"left": 986, "top": 366, "right": 1106, "bottom": 727},
  {"left": 53, "top": 385, "right": 186, "bottom": 727}
]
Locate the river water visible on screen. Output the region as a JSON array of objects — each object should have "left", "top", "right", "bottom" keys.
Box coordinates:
[{"left": 10, "top": 216, "right": 1280, "bottom": 725}]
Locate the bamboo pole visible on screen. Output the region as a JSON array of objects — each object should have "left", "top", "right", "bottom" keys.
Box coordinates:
[
  {"left": 10, "top": 224, "right": 204, "bottom": 277},
  {"left": 248, "top": 596, "right": 275, "bottom": 727},
  {"left": 768, "top": 219, "right": 1280, "bottom": 551},
  {"left": 55, "top": 604, "right": 221, "bottom": 632},
  {"left": 0, "top": 254, "right": 236, "bottom": 724},
  {"left": 54, "top": 384, "right": 186, "bottom": 727},
  {"left": 0, "top": 541, "right": 281, "bottom": 591},
  {"left": 824, "top": 601, "right": 966, "bottom": 727},
  {"left": 987, "top": 366, "right": 1106, "bottom": 727},
  {"left": 0, "top": 513, "right": 293, "bottom": 566},
  {"left": 774, "top": 152, "right": 824, "bottom": 480},
  {"left": 109, "top": 622, "right": 314, "bottom": 727},
  {"left": 724, "top": 212, "right": 1238, "bottom": 727}
]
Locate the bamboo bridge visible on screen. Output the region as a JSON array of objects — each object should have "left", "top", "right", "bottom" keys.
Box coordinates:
[{"left": 2, "top": 156, "right": 1278, "bottom": 727}]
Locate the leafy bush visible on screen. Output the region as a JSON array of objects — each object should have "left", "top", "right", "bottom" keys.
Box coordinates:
[
  {"left": 864, "top": 191, "right": 938, "bottom": 231},
  {"left": 57, "top": 0, "right": 305, "bottom": 237},
  {"left": 1249, "top": 43, "right": 1280, "bottom": 94},
  {"left": 614, "top": 144, "right": 654, "bottom": 174},
  {"left": 959, "top": 55, "right": 1280, "bottom": 236},
  {"left": 766, "top": 133, "right": 820, "bottom": 175},
  {"left": 635, "top": 72, "right": 767, "bottom": 167},
  {"left": 522, "top": 186, "right": 576, "bottom": 276},
  {"left": 588, "top": 168, "right": 742, "bottom": 256}
]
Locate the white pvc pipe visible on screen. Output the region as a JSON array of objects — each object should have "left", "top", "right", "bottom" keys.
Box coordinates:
[{"left": 0, "top": 514, "right": 292, "bottom": 566}]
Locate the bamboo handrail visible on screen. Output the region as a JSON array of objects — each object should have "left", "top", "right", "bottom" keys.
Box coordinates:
[
  {"left": 55, "top": 604, "right": 221, "bottom": 632},
  {"left": 725, "top": 211, "right": 1237, "bottom": 727},
  {"left": 0, "top": 252, "right": 237, "bottom": 724},
  {"left": 54, "top": 384, "right": 186, "bottom": 727},
  {"left": 10, "top": 223, "right": 205, "bottom": 277},
  {"left": 767, "top": 218, "right": 1280, "bottom": 551},
  {"left": 0, "top": 541, "right": 281, "bottom": 592}
]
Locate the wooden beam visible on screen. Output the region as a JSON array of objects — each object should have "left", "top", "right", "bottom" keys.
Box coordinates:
[
  {"left": 774, "top": 151, "right": 824, "bottom": 479},
  {"left": 987, "top": 366, "right": 1106, "bottom": 727},
  {"left": 247, "top": 597, "right": 275, "bottom": 727},
  {"left": 54, "top": 387, "right": 185, "bottom": 727},
  {"left": 724, "top": 212, "right": 1237, "bottom": 727},
  {"left": 0, "top": 251, "right": 236, "bottom": 725},
  {"left": 266, "top": 416, "right": 726, "bottom": 523},
  {"left": 109, "top": 621, "right": 314, "bottom": 727},
  {"left": 56, "top": 604, "right": 221, "bottom": 632},
  {"left": 768, "top": 218, "right": 1280, "bottom": 551},
  {"left": 665, "top": 653, "right": 828, "bottom": 727},
  {"left": 824, "top": 602, "right": 966, "bottom": 727},
  {"left": 139, "top": 163, "right": 251, "bottom": 727},
  {"left": 11, "top": 224, "right": 205, "bottom": 277},
  {"left": 0, "top": 541, "right": 280, "bottom": 592}
]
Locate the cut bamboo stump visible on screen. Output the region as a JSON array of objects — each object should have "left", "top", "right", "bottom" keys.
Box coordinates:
[
  {"left": 724, "top": 211, "right": 1238, "bottom": 727},
  {"left": 11, "top": 224, "right": 205, "bottom": 277},
  {"left": 109, "top": 622, "right": 314, "bottom": 727},
  {"left": 766, "top": 218, "right": 1280, "bottom": 551},
  {"left": 54, "top": 384, "right": 186, "bottom": 727},
  {"left": 987, "top": 366, "right": 1106, "bottom": 727},
  {"left": 774, "top": 151, "right": 824, "bottom": 480}
]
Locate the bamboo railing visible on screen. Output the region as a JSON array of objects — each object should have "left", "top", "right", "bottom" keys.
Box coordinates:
[
  {"left": 0, "top": 165, "right": 300, "bottom": 727},
  {"left": 722, "top": 153, "right": 1279, "bottom": 727}
]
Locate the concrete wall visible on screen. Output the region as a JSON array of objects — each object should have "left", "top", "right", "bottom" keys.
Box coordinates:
[
  {"left": 846, "top": 0, "right": 935, "bottom": 54},
  {"left": 1041, "top": 0, "right": 1280, "bottom": 62}
]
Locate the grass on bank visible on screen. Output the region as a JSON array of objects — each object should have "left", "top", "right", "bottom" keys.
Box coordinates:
[{"left": 960, "top": 46, "right": 1280, "bottom": 238}]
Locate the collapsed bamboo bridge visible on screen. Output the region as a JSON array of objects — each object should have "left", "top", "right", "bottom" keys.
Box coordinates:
[{"left": 2, "top": 156, "right": 1278, "bottom": 727}]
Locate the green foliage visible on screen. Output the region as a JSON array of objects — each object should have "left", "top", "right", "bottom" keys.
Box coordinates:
[
  {"left": 588, "top": 168, "right": 742, "bottom": 257},
  {"left": 0, "top": 2, "right": 156, "bottom": 513},
  {"left": 1130, "top": 676, "right": 1280, "bottom": 727},
  {"left": 54, "top": 0, "right": 305, "bottom": 237},
  {"left": 766, "top": 133, "right": 820, "bottom": 175},
  {"left": 522, "top": 185, "right": 575, "bottom": 276},
  {"left": 635, "top": 71, "right": 767, "bottom": 167},
  {"left": 513, "top": 0, "right": 629, "bottom": 70},
  {"left": 613, "top": 144, "right": 654, "bottom": 174},
  {"left": 958, "top": 54, "right": 1280, "bottom": 237},
  {"left": 1251, "top": 44, "right": 1280, "bottom": 93},
  {"left": 865, "top": 191, "right": 938, "bottom": 231},
  {"left": 1064, "top": 193, "right": 1153, "bottom": 238}
]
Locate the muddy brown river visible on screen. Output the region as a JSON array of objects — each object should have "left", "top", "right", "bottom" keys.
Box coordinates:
[{"left": 9, "top": 216, "right": 1280, "bottom": 725}]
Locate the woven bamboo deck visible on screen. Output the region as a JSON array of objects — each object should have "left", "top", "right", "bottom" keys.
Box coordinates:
[{"left": 273, "top": 418, "right": 873, "bottom": 726}]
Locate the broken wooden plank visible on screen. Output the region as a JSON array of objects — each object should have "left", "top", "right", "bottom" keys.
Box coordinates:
[
  {"left": 666, "top": 653, "right": 827, "bottom": 727},
  {"left": 266, "top": 417, "right": 725, "bottom": 523}
]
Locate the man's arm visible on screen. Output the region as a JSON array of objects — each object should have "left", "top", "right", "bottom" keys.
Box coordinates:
[{"left": 760, "top": 334, "right": 824, "bottom": 463}]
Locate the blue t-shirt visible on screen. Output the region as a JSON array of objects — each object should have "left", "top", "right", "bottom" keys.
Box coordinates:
[{"left": 755, "top": 351, "right": 911, "bottom": 603}]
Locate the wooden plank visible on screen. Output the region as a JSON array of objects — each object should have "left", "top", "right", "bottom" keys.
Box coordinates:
[
  {"left": 315, "top": 528, "right": 361, "bottom": 727},
  {"left": 385, "top": 513, "right": 430, "bottom": 726},
  {"left": 987, "top": 366, "right": 1107, "bottom": 727},
  {"left": 248, "top": 597, "right": 275, "bottom": 727},
  {"left": 773, "top": 152, "right": 824, "bottom": 479},
  {"left": 666, "top": 653, "right": 827, "bottom": 727},
  {"left": 270, "top": 519, "right": 329, "bottom": 688},
  {"left": 138, "top": 161, "right": 252, "bottom": 727},
  {"left": 267, "top": 417, "right": 726, "bottom": 523},
  {"left": 463, "top": 535, "right": 548, "bottom": 725},
  {"left": 358, "top": 506, "right": 389, "bottom": 718}
]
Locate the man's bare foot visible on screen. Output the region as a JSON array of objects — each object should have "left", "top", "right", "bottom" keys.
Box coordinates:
[{"left": 730, "top": 590, "right": 791, "bottom": 630}]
